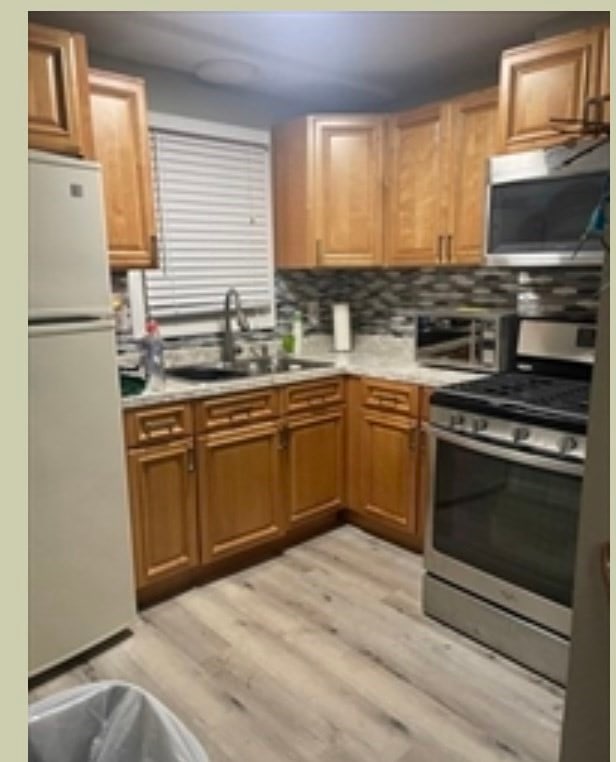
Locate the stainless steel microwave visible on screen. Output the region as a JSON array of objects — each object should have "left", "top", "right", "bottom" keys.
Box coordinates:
[
  {"left": 415, "top": 310, "right": 517, "bottom": 372},
  {"left": 485, "top": 140, "right": 609, "bottom": 267}
]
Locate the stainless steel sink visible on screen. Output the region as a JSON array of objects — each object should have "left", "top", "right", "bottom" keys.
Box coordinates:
[{"left": 166, "top": 356, "right": 333, "bottom": 383}]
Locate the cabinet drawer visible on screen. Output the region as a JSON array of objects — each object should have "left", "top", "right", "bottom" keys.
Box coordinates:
[
  {"left": 125, "top": 404, "right": 193, "bottom": 447},
  {"left": 284, "top": 378, "right": 344, "bottom": 414},
  {"left": 362, "top": 379, "right": 418, "bottom": 417},
  {"left": 196, "top": 388, "right": 279, "bottom": 433}
]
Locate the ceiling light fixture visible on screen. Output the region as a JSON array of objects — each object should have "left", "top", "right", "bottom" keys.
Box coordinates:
[{"left": 194, "top": 58, "right": 260, "bottom": 87}]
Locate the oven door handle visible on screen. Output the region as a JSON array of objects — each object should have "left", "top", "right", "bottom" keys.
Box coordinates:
[{"left": 428, "top": 425, "right": 584, "bottom": 477}]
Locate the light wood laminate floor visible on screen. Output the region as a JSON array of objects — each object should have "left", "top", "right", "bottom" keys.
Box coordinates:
[{"left": 29, "top": 526, "right": 564, "bottom": 762}]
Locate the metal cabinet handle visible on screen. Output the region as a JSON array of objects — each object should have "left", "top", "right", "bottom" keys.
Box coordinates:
[
  {"left": 446, "top": 234, "right": 453, "bottom": 263},
  {"left": 278, "top": 425, "right": 289, "bottom": 450},
  {"left": 143, "top": 416, "right": 177, "bottom": 431},
  {"left": 186, "top": 447, "right": 195, "bottom": 472},
  {"left": 437, "top": 235, "right": 443, "bottom": 264}
]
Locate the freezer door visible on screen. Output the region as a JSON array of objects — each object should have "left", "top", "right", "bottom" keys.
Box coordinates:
[
  {"left": 29, "top": 320, "right": 136, "bottom": 676},
  {"left": 28, "top": 151, "right": 112, "bottom": 320}
]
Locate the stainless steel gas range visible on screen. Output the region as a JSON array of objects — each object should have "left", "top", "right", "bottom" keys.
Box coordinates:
[{"left": 422, "top": 317, "right": 595, "bottom": 685}]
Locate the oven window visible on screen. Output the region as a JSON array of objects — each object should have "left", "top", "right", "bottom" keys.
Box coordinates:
[
  {"left": 433, "top": 440, "right": 580, "bottom": 606},
  {"left": 489, "top": 171, "right": 606, "bottom": 254}
]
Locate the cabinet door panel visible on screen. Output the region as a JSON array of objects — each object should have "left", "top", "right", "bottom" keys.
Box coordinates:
[
  {"left": 28, "top": 24, "right": 89, "bottom": 156},
  {"left": 315, "top": 117, "right": 383, "bottom": 266},
  {"left": 198, "top": 423, "right": 282, "bottom": 561},
  {"left": 498, "top": 28, "right": 601, "bottom": 152},
  {"left": 89, "top": 69, "right": 156, "bottom": 269},
  {"left": 448, "top": 88, "right": 499, "bottom": 264},
  {"left": 286, "top": 409, "right": 344, "bottom": 525},
  {"left": 361, "top": 412, "right": 418, "bottom": 531},
  {"left": 386, "top": 104, "right": 446, "bottom": 266},
  {"left": 127, "top": 439, "right": 198, "bottom": 590}
]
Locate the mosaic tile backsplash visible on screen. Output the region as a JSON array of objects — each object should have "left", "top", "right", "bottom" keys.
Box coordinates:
[
  {"left": 112, "top": 266, "right": 602, "bottom": 356},
  {"left": 275, "top": 267, "right": 602, "bottom": 335}
]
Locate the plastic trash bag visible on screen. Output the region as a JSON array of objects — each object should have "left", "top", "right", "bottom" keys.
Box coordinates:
[{"left": 28, "top": 680, "right": 209, "bottom": 762}]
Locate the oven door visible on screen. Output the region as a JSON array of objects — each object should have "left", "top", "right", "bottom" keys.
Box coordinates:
[{"left": 424, "top": 427, "right": 584, "bottom": 637}]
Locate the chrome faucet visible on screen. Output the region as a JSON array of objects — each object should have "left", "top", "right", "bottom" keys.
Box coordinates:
[{"left": 221, "top": 288, "right": 250, "bottom": 365}]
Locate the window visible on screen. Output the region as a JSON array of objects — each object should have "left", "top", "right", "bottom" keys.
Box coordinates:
[{"left": 129, "top": 113, "right": 274, "bottom": 338}]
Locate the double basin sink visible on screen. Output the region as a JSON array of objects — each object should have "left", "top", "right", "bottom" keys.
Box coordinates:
[{"left": 166, "top": 356, "right": 334, "bottom": 383}]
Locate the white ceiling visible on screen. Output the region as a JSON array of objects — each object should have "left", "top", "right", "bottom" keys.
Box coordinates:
[{"left": 30, "top": 11, "right": 606, "bottom": 110}]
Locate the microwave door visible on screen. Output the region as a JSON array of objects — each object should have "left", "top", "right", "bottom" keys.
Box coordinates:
[{"left": 485, "top": 161, "right": 608, "bottom": 267}]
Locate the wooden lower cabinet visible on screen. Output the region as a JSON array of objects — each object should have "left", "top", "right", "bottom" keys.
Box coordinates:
[
  {"left": 284, "top": 408, "right": 345, "bottom": 526},
  {"left": 360, "top": 411, "right": 419, "bottom": 532},
  {"left": 127, "top": 437, "right": 198, "bottom": 591},
  {"left": 197, "top": 421, "right": 284, "bottom": 562}
]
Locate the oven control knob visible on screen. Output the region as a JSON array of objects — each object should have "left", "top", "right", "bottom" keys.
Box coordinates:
[
  {"left": 449, "top": 414, "right": 465, "bottom": 429},
  {"left": 559, "top": 435, "right": 578, "bottom": 454},
  {"left": 512, "top": 426, "right": 530, "bottom": 443},
  {"left": 472, "top": 418, "right": 488, "bottom": 434}
]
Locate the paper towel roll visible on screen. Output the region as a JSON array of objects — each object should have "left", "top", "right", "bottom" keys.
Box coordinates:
[{"left": 332, "top": 303, "right": 352, "bottom": 352}]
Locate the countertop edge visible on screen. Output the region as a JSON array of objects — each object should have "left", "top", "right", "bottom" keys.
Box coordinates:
[{"left": 121, "top": 361, "right": 484, "bottom": 410}]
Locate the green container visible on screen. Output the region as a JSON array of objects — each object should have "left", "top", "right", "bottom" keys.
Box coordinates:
[{"left": 119, "top": 373, "right": 146, "bottom": 397}]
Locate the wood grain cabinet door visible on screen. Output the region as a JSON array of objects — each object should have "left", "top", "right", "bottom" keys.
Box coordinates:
[
  {"left": 314, "top": 116, "right": 384, "bottom": 267},
  {"left": 88, "top": 69, "right": 156, "bottom": 269},
  {"left": 127, "top": 438, "right": 198, "bottom": 590},
  {"left": 498, "top": 27, "right": 602, "bottom": 153},
  {"left": 28, "top": 24, "right": 92, "bottom": 157},
  {"left": 360, "top": 411, "right": 419, "bottom": 532},
  {"left": 197, "top": 422, "right": 283, "bottom": 562},
  {"left": 284, "top": 409, "right": 344, "bottom": 526},
  {"left": 446, "top": 87, "right": 499, "bottom": 265},
  {"left": 385, "top": 103, "right": 447, "bottom": 266}
]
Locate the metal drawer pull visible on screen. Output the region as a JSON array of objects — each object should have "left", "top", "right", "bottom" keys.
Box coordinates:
[
  {"left": 143, "top": 416, "right": 177, "bottom": 431},
  {"left": 375, "top": 395, "right": 401, "bottom": 406},
  {"left": 187, "top": 448, "right": 195, "bottom": 472}
]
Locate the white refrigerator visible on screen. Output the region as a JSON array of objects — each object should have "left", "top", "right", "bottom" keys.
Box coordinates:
[{"left": 28, "top": 151, "right": 136, "bottom": 677}]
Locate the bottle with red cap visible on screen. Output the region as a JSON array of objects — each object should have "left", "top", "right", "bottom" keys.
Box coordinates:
[{"left": 142, "top": 317, "right": 165, "bottom": 391}]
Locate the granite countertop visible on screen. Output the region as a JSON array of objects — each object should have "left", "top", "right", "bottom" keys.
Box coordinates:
[{"left": 121, "top": 334, "right": 485, "bottom": 410}]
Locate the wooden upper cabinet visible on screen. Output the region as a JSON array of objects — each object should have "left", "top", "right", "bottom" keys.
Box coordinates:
[
  {"left": 384, "top": 87, "right": 497, "bottom": 267},
  {"left": 88, "top": 69, "right": 156, "bottom": 269},
  {"left": 447, "top": 87, "right": 499, "bottom": 264},
  {"left": 28, "top": 23, "right": 93, "bottom": 157},
  {"left": 314, "top": 117, "right": 384, "bottom": 267},
  {"left": 385, "top": 104, "right": 447, "bottom": 266},
  {"left": 498, "top": 26, "right": 603, "bottom": 153},
  {"left": 273, "top": 115, "right": 384, "bottom": 268}
]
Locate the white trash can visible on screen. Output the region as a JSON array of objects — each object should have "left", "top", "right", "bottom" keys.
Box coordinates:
[{"left": 28, "top": 680, "right": 210, "bottom": 762}]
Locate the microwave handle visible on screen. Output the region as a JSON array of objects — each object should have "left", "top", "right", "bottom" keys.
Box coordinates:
[{"left": 428, "top": 425, "right": 584, "bottom": 477}]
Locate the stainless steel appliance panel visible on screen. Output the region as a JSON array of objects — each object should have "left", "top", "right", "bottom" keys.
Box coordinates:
[{"left": 484, "top": 140, "right": 609, "bottom": 267}]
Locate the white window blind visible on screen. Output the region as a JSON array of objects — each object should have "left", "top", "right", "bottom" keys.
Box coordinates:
[{"left": 144, "top": 127, "right": 274, "bottom": 329}]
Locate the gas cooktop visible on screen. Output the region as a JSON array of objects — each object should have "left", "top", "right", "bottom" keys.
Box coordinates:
[{"left": 432, "top": 372, "right": 591, "bottom": 432}]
